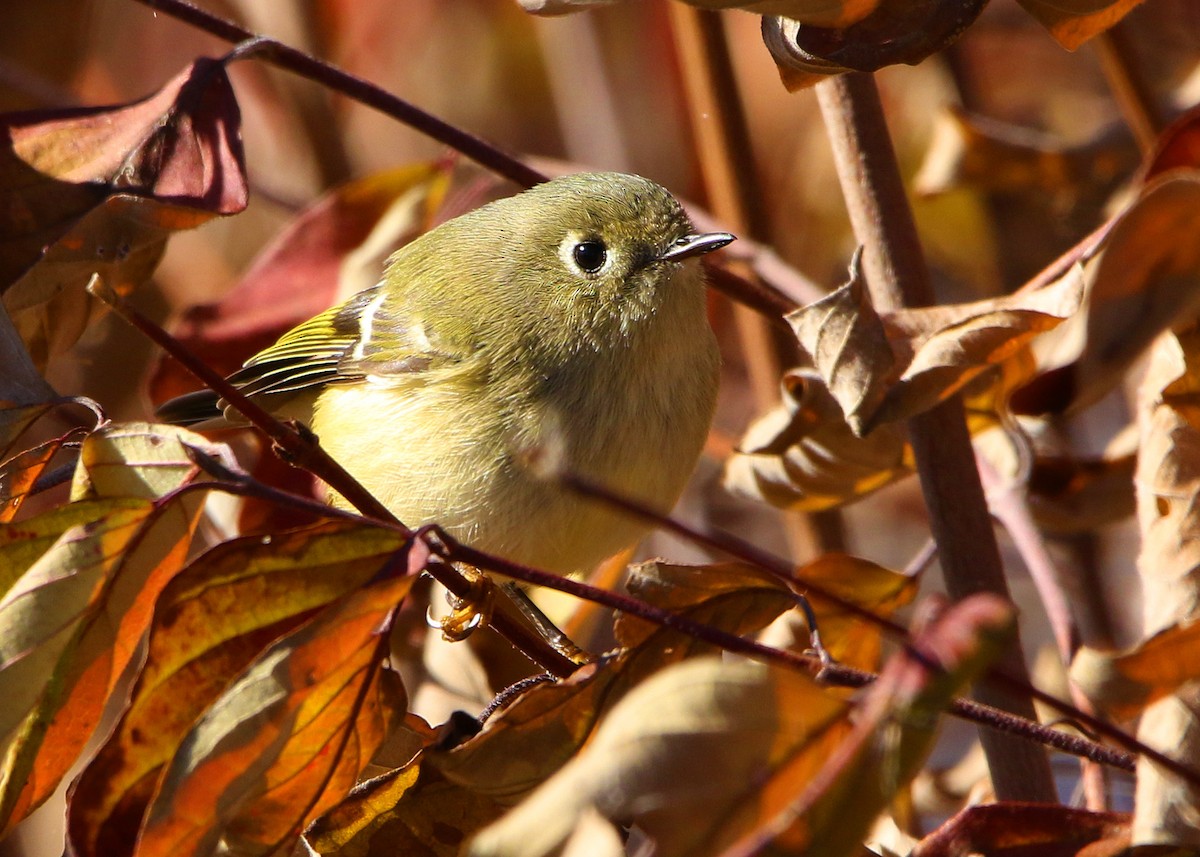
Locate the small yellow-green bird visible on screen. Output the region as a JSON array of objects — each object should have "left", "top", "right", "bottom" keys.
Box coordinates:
[{"left": 160, "top": 172, "right": 732, "bottom": 578}]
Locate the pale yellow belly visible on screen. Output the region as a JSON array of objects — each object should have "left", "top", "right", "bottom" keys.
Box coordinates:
[{"left": 311, "top": 344, "right": 716, "bottom": 576}]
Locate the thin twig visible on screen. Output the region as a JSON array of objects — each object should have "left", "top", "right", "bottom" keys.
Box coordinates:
[
  {"left": 1093, "top": 20, "right": 1165, "bottom": 155},
  {"left": 129, "top": 0, "right": 546, "bottom": 189}
]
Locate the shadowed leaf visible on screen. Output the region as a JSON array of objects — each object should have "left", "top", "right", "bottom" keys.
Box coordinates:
[
  {"left": 0, "top": 57, "right": 246, "bottom": 363},
  {"left": 910, "top": 804, "right": 1129, "bottom": 857},
  {"left": 305, "top": 756, "right": 505, "bottom": 857},
  {"left": 516, "top": 0, "right": 877, "bottom": 27}
]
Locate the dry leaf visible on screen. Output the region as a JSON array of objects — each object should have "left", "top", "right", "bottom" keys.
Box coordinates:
[
  {"left": 1072, "top": 619, "right": 1200, "bottom": 722},
  {"left": 762, "top": 0, "right": 988, "bottom": 85},
  {"left": 1016, "top": 0, "right": 1146, "bottom": 50},
  {"left": 304, "top": 756, "right": 505, "bottom": 857},
  {"left": 723, "top": 369, "right": 913, "bottom": 511},
  {"left": 1144, "top": 103, "right": 1200, "bottom": 182},
  {"left": 1075, "top": 175, "right": 1200, "bottom": 408},
  {"left": 435, "top": 561, "right": 796, "bottom": 802},
  {"left": 1132, "top": 687, "right": 1200, "bottom": 848},
  {"left": 134, "top": 571, "right": 416, "bottom": 857},
  {"left": 467, "top": 657, "right": 852, "bottom": 857},
  {"left": 910, "top": 804, "right": 1129, "bottom": 857},
  {"left": 0, "top": 57, "right": 247, "bottom": 364}
]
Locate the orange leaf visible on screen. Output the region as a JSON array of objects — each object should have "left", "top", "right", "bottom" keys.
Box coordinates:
[
  {"left": 135, "top": 569, "right": 418, "bottom": 857},
  {"left": 1016, "top": 0, "right": 1145, "bottom": 50},
  {"left": 67, "top": 519, "right": 418, "bottom": 857}
]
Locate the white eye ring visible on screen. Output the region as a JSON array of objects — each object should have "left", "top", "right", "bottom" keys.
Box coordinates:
[{"left": 559, "top": 234, "right": 611, "bottom": 277}]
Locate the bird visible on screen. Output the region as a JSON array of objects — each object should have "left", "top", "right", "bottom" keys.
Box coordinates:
[{"left": 159, "top": 171, "right": 731, "bottom": 585}]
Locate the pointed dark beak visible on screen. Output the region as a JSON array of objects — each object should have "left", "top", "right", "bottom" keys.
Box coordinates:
[{"left": 659, "top": 231, "right": 736, "bottom": 262}]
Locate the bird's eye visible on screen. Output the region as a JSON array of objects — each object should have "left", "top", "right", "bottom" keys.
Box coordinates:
[{"left": 572, "top": 240, "right": 607, "bottom": 274}]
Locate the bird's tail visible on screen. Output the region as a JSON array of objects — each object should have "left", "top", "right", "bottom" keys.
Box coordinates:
[{"left": 156, "top": 388, "right": 224, "bottom": 426}]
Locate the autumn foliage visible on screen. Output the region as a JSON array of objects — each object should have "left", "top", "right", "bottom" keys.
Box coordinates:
[{"left": 2, "top": 1, "right": 1200, "bottom": 856}]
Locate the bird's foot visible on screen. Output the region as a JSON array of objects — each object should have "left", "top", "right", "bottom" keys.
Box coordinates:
[{"left": 436, "top": 566, "right": 497, "bottom": 642}]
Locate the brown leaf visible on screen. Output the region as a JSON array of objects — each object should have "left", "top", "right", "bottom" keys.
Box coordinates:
[
  {"left": 0, "top": 57, "right": 247, "bottom": 363},
  {"left": 1071, "top": 619, "right": 1200, "bottom": 721},
  {"left": 1075, "top": 176, "right": 1200, "bottom": 407},
  {"left": 468, "top": 657, "right": 853, "bottom": 857},
  {"left": 134, "top": 569, "right": 417, "bottom": 857},
  {"left": 435, "top": 561, "right": 796, "bottom": 802},
  {"left": 148, "top": 162, "right": 452, "bottom": 403},
  {"left": 66, "top": 520, "right": 419, "bottom": 857},
  {"left": 1016, "top": 0, "right": 1145, "bottom": 50},
  {"left": 1027, "top": 449, "right": 1137, "bottom": 534},
  {"left": 305, "top": 757, "right": 505, "bottom": 857},
  {"left": 723, "top": 368, "right": 913, "bottom": 511},
  {"left": 870, "top": 266, "right": 1084, "bottom": 429},
  {"left": 517, "top": 0, "right": 877, "bottom": 27},
  {"left": 914, "top": 106, "right": 1136, "bottom": 202},
  {"left": 910, "top": 804, "right": 1129, "bottom": 857},
  {"left": 730, "top": 595, "right": 1016, "bottom": 857},
  {"left": 792, "top": 553, "right": 917, "bottom": 670},
  {"left": 0, "top": 434, "right": 66, "bottom": 523}
]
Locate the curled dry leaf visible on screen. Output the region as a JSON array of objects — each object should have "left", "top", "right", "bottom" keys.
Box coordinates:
[
  {"left": 1015, "top": 0, "right": 1146, "bottom": 50},
  {"left": 1075, "top": 175, "right": 1200, "bottom": 409},
  {"left": 1144, "top": 103, "right": 1200, "bottom": 182},
  {"left": 723, "top": 368, "right": 913, "bottom": 511},
  {"left": 789, "top": 260, "right": 1084, "bottom": 435},
  {"left": 1133, "top": 687, "right": 1200, "bottom": 848},
  {"left": 66, "top": 520, "right": 420, "bottom": 857},
  {"left": 516, "top": 0, "right": 877, "bottom": 27},
  {"left": 762, "top": 0, "right": 988, "bottom": 88},
  {"left": 0, "top": 57, "right": 247, "bottom": 365}
]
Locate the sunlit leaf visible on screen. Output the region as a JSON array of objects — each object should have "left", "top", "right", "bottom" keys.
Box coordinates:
[
  {"left": 0, "top": 489, "right": 201, "bottom": 834},
  {"left": 792, "top": 553, "right": 917, "bottom": 670},
  {"left": 0, "top": 57, "right": 247, "bottom": 363},
  {"left": 1132, "top": 687, "right": 1200, "bottom": 848},
  {"left": 1016, "top": 0, "right": 1146, "bottom": 50},
  {"left": 1145, "top": 103, "right": 1200, "bottom": 181},
  {"left": 67, "top": 519, "right": 419, "bottom": 857},
  {"left": 69, "top": 422, "right": 233, "bottom": 502},
  {"left": 0, "top": 434, "right": 67, "bottom": 523},
  {"left": 727, "top": 595, "right": 1016, "bottom": 857},
  {"left": 134, "top": 570, "right": 416, "bottom": 857}
]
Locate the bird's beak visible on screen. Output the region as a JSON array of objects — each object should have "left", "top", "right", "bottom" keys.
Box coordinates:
[{"left": 659, "top": 231, "right": 736, "bottom": 262}]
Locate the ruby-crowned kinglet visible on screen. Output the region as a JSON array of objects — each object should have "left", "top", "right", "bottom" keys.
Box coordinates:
[{"left": 160, "top": 172, "right": 733, "bottom": 576}]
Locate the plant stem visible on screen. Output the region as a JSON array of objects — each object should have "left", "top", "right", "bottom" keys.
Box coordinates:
[
  {"left": 1093, "top": 20, "right": 1165, "bottom": 155},
  {"left": 815, "top": 72, "right": 1057, "bottom": 802}
]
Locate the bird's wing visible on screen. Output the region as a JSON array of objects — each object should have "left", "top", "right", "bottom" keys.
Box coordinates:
[{"left": 157, "top": 285, "right": 469, "bottom": 425}]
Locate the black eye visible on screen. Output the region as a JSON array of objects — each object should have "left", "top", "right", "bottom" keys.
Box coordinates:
[{"left": 572, "top": 240, "right": 607, "bottom": 273}]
